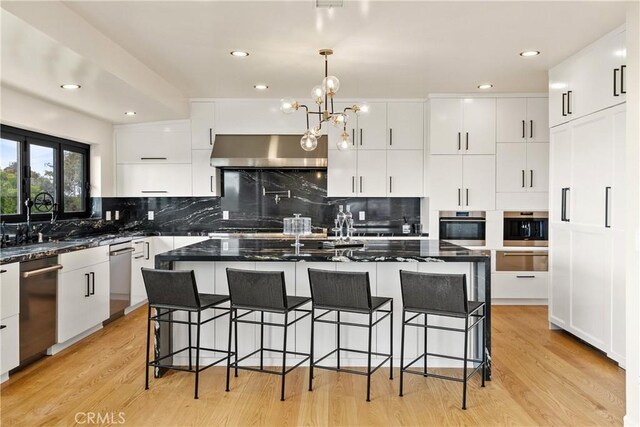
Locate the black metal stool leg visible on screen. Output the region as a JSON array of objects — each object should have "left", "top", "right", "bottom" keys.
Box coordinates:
[
  {"left": 194, "top": 311, "right": 201, "bottom": 399},
  {"left": 482, "top": 313, "right": 486, "bottom": 387},
  {"left": 366, "top": 311, "right": 373, "bottom": 402},
  {"left": 234, "top": 308, "right": 239, "bottom": 378},
  {"left": 309, "top": 307, "right": 315, "bottom": 392},
  {"left": 424, "top": 313, "right": 428, "bottom": 375},
  {"left": 188, "top": 311, "right": 192, "bottom": 371},
  {"left": 226, "top": 308, "right": 233, "bottom": 392},
  {"left": 399, "top": 310, "right": 405, "bottom": 397},
  {"left": 462, "top": 316, "right": 469, "bottom": 410},
  {"left": 260, "top": 311, "right": 265, "bottom": 371},
  {"left": 145, "top": 306, "right": 151, "bottom": 390},
  {"left": 281, "top": 312, "right": 289, "bottom": 401},
  {"left": 336, "top": 310, "right": 341, "bottom": 370},
  {"left": 389, "top": 303, "right": 393, "bottom": 380}
]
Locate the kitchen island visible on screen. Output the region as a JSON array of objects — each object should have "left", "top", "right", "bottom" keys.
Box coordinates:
[{"left": 154, "top": 238, "right": 492, "bottom": 379}]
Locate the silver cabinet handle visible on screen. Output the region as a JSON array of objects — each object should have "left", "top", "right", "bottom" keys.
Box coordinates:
[
  {"left": 134, "top": 255, "right": 145, "bottom": 259},
  {"left": 210, "top": 176, "right": 215, "bottom": 193},
  {"left": 504, "top": 252, "right": 548, "bottom": 257},
  {"left": 21, "top": 264, "right": 63, "bottom": 278},
  {"left": 145, "top": 242, "right": 150, "bottom": 260},
  {"left": 109, "top": 247, "right": 136, "bottom": 256}
]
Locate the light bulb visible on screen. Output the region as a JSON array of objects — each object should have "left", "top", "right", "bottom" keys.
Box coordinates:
[
  {"left": 330, "top": 113, "right": 346, "bottom": 127},
  {"left": 357, "top": 102, "right": 370, "bottom": 115},
  {"left": 336, "top": 131, "right": 350, "bottom": 151},
  {"left": 280, "top": 98, "right": 298, "bottom": 114},
  {"left": 322, "top": 75, "right": 340, "bottom": 95},
  {"left": 300, "top": 132, "right": 318, "bottom": 151},
  {"left": 311, "top": 85, "right": 324, "bottom": 103}
]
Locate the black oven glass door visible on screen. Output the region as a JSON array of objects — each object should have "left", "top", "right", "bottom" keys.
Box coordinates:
[
  {"left": 504, "top": 219, "right": 548, "bottom": 241},
  {"left": 439, "top": 220, "right": 486, "bottom": 241}
]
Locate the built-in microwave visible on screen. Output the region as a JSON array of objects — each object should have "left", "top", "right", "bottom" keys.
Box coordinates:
[
  {"left": 439, "top": 211, "right": 486, "bottom": 246},
  {"left": 503, "top": 211, "right": 548, "bottom": 247}
]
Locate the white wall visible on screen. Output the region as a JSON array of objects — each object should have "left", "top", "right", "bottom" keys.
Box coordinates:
[
  {"left": 0, "top": 85, "right": 114, "bottom": 197},
  {"left": 625, "top": 3, "right": 640, "bottom": 426}
]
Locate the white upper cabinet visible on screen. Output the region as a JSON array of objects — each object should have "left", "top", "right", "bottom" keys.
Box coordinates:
[
  {"left": 496, "top": 142, "right": 549, "bottom": 193},
  {"left": 327, "top": 149, "right": 358, "bottom": 197},
  {"left": 386, "top": 150, "right": 423, "bottom": 197},
  {"left": 117, "top": 164, "right": 192, "bottom": 197},
  {"left": 356, "top": 102, "right": 387, "bottom": 150},
  {"left": 430, "top": 98, "right": 495, "bottom": 155},
  {"left": 497, "top": 98, "right": 548, "bottom": 143},
  {"left": 526, "top": 143, "right": 549, "bottom": 192},
  {"left": 357, "top": 150, "right": 387, "bottom": 197},
  {"left": 387, "top": 102, "right": 424, "bottom": 150},
  {"left": 191, "top": 149, "right": 220, "bottom": 196},
  {"left": 549, "top": 26, "right": 626, "bottom": 128},
  {"left": 214, "top": 100, "right": 300, "bottom": 134},
  {"left": 115, "top": 121, "right": 191, "bottom": 164},
  {"left": 191, "top": 102, "right": 216, "bottom": 149},
  {"left": 462, "top": 155, "right": 496, "bottom": 210}
]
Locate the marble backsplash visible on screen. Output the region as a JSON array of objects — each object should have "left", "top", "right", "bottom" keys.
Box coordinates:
[{"left": 1, "top": 170, "right": 421, "bottom": 240}]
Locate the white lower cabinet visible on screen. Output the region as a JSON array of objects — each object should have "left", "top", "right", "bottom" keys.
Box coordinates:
[
  {"left": 131, "top": 238, "right": 153, "bottom": 307},
  {"left": 0, "top": 314, "right": 19, "bottom": 376},
  {"left": 116, "top": 164, "right": 192, "bottom": 197},
  {"left": 492, "top": 273, "right": 548, "bottom": 301},
  {"left": 1, "top": 263, "right": 20, "bottom": 320},
  {"left": 57, "top": 261, "right": 110, "bottom": 343}
]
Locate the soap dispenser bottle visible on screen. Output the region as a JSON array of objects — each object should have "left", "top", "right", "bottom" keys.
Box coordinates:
[{"left": 402, "top": 216, "right": 411, "bottom": 234}]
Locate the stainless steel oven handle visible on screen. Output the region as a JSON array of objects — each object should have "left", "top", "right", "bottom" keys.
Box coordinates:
[
  {"left": 502, "top": 252, "right": 548, "bottom": 256},
  {"left": 21, "top": 264, "right": 63, "bottom": 278},
  {"left": 439, "top": 219, "right": 486, "bottom": 223},
  {"left": 109, "top": 247, "right": 136, "bottom": 256}
]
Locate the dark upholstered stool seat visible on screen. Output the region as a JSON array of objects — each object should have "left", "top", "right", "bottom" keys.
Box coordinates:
[
  {"left": 308, "top": 269, "right": 393, "bottom": 402},
  {"left": 141, "top": 268, "right": 232, "bottom": 400},
  {"left": 399, "top": 270, "right": 487, "bottom": 410},
  {"left": 226, "top": 268, "right": 312, "bottom": 401}
]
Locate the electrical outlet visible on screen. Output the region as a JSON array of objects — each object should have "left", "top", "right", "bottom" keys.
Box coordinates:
[
  {"left": 222, "top": 241, "right": 229, "bottom": 251},
  {"left": 359, "top": 211, "right": 365, "bottom": 221},
  {"left": 115, "top": 210, "right": 120, "bottom": 220},
  {"left": 223, "top": 211, "right": 229, "bottom": 220},
  {"left": 105, "top": 211, "right": 111, "bottom": 221},
  {"left": 148, "top": 211, "right": 154, "bottom": 221}
]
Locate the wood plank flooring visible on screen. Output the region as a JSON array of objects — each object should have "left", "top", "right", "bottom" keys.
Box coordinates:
[{"left": 1, "top": 306, "right": 625, "bottom": 426}]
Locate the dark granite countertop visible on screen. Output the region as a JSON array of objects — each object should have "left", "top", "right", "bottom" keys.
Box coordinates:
[{"left": 155, "top": 238, "right": 490, "bottom": 264}]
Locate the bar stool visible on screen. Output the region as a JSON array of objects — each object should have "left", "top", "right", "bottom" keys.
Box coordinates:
[
  {"left": 141, "top": 268, "right": 232, "bottom": 399},
  {"left": 226, "top": 268, "right": 312, "bottom": 401},
  {"left": 307, "top": 268, "right": 393, "bottom": 402},
  {"left": 398, "top": 270, "right": 486, "bottom": 409}
]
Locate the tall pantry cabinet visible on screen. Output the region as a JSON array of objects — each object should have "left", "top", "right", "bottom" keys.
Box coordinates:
[{"left": 548, "top": 26, "right": 626, "bottom": 365}]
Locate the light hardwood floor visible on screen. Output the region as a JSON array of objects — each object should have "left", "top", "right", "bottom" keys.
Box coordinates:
[{"left": 1, "top": 306, "right": 624, "bottom": 426}]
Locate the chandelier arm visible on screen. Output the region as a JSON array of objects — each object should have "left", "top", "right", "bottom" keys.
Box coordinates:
[{"left": 300, "top": 104, "right": 310, "bottom": 130}]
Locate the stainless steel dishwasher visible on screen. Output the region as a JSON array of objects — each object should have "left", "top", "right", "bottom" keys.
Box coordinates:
[
  {"left": 19, "top": 257, "right": 63, "bottom": 365},
  {"left": 108, "top": 241, "right": 134, "bottom": 321}
]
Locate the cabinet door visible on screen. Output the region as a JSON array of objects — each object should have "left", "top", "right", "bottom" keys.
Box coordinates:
[
  {"left": 387, "top": 102, "right": 424, "bottom": 150},
  {"left": 429, "top": 99, "right": 463, "bottom": 155},
  {"left": 526, "top": 98, "right": 549, "bottom": 142},
  {"left": 496, "top": 98, "right": 527, "bottom": 143},
  {"left": 496, "top": 143, "right": 527, "bottom": 193},
  {"left": 427, "top": 155, "right": 463, "bottom": 210},
  {"left": 571, "top": 112, "right": 613, "bottom": 228},
  {"left": 356, "top": 102, "right": 387, "bottom": 150},
  {"left": 116, "top": 164, "right": 192, "bottom": 197},
  {"left": 131, "top": 239, "right": 153, "bottom": 306},
  {"left": 327, "top": 149, "right": 358, "bottom": 197},
  {"left": 0, "top": 315, "right": 19, "bottom": 374},
  {"left": 191, "top": 149, "right": 219, "bottom": 196},
  {"left": 215, "top": 101, "right": 299, "bottom": 134},
  {"left": 328, "top": 102, "right": 358, "bottom": 150},
  {"left": 387, "top": 150, "right": 423, "bottom": 197},
  {"left": 548, "top": 60, "right": 573, "bottom": 128},
  {"left": 0, "top": 263, "right": 20, "bottom": 319},
  {"left": 549, "top": 223, "right": 570, "bottom": 327},
  {"left": 549, "top": 124, "right": 572, "bottom": 223},
  {"left": 463, "top": 98, "right": 496, "bottom": 155},
  {"left": 526, "top": 143, "right": 549, "bottom": 192},
  {"left": 115, "top": 122, "right": 191, "bottom": 164},
  {"left": 570, "top": 227, "right": 611, "bottom": 350},
  {"left": 357, "top": 150, "right": 387, "bottom": 197},
  {"left": 462, "top": 155, "right": 496, "bottom": 210},
  {"left": 190, "top": 102, "right": 215, "bottom": 149}
]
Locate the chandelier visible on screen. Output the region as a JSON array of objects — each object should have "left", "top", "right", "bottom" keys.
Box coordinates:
[{"left": 280, "top": 48, "right": 369, "bottom": 152}]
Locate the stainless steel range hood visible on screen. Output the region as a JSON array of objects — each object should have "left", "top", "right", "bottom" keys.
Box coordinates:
[{"left": 210, "top": 134, "right": 328, "bottom": 169}]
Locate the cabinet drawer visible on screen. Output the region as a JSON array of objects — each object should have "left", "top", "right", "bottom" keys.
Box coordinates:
[
  {"left": 492, "top": 273, "right": 548, "bottom": 299},
  {"left": 0, "top": 263, "right": 20, "bottom": 319},
  {"left": 0, "top": 314, "right": 19, "bottom": 374},
  {"left": 59, "top": 246, "right": 109, "bottom": 272}
]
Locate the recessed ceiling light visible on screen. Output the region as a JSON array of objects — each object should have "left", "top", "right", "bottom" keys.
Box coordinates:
[
  {"left": 477, "top": 84, "right": 493, "bottom": 90},
  {"left": 520, "top": 50, "right": 540, "bottom": 57},
  {"left": 60, "top": 84, "right": 81, "bottom": 90},
  {"left": 230, "top": 51, "right": 249, "bottom": 57},
  {"left": 124, "top": 111, "right": 136, "bottom": 116},
  {"left": 253, "top": 84, "right": 268, "bottom": 90}
]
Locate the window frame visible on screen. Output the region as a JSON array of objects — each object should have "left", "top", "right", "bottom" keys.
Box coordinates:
[{"left": 0, "top": 125, "right": 91, "bottom": 223}]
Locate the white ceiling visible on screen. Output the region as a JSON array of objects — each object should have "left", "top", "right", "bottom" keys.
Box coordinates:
[{"left": 0, "top": 1, "right": 630, "bottom": 123}]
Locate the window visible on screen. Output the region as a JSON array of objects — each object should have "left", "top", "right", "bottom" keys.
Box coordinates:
[{"left": 0, "top": 125, "right": 90, "bottom": 222}]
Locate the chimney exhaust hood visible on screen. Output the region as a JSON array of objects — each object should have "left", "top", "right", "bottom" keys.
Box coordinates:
[{"left": 210, "top": 134, "right": 328, "bottom": 169}]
